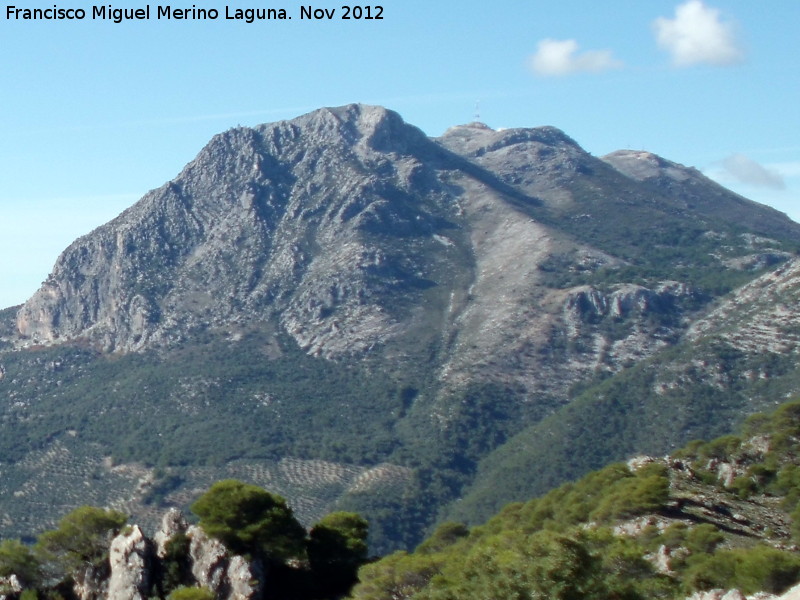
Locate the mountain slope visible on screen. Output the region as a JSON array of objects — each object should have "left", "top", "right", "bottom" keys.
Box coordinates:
[
  {"left": 452, "top": 258, "right": 800, "bottom": 524},
  {"left": 352, "top": 400, "right": 800, "bottom": 600},
  {"left": 3, "top": 104, "right": 800, "bottom": 551}
]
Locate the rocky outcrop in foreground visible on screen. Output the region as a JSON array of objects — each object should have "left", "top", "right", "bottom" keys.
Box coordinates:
[{"left": 79, "top": 509, "right": 262, "bottom": 600}]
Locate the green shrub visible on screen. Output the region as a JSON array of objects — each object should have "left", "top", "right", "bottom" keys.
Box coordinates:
[
  {"left": 161, "top": 532, "right": 192, "bottom": 595},
  {"left": 191, "top": 480, "right": 306, "bottom": 561},
  {"left": 698, "top": 435, "right": 742, "bottom": 461},
  {"left": 308, "top": 512, "right": 369, "bottom": 594},
  {"left": 684, "top": 524, "right": 724, "bottom": 555},
  {"left": 590, "top": 470, "right": 670, "bottom": 522},
  {"left": 35, "top": 506, "right": 127, "bottom": 576},
  {"left": 731, "top": 476, "right": 758, "bottom": 499},
  {"left": 685, "top": 546, "right": 800, "bottom": 595},
  {"left": 166, "top": 586, "right": 215, "bottom": 600},
  {"left": 351, "top": 551, "right": 444, "bottom": 600},
  {"left": 0, "top": 539, "right": 41, "bottom": 588},
  {"left": 415, "top": 522, "right": 469, "bottom": 555}
]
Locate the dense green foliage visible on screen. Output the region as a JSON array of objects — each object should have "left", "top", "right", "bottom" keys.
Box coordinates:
[
  {"left": 166, "top": 586, "right": 215, "bottom": 600},
  {"left": 451, "top": 336, "right": 800, "bottom": 524},
  {"left": 684, "top": 546, "right": 800, "bottom": 594},
  {"left": 0, "top": 540, "right": 41, "bottom": 589},
  {"left": 308, "top": 512, "right": 370, "bottom": 595},
  {"left": 352, "top": 400, "right": 800, "bottom": 600},
  {"left": 191, "top": 480, "right": 306, "bottom": 561},
  {"left": 159, "top": 533, "right": 192, "bottom": 598},
  {"left": 35, "top": 506, "right": 127, "bottom": 578}
]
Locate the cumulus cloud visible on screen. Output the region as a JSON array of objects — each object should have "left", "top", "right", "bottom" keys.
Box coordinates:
[
  {"left": 721, "top": 154, "right": 785, "bottom": 189},
  {"left": 528, "top": 39, "right": 622, "bottom": 76},
  {"left": 654, "top": 0, "right": 744, "bottom": 67}
]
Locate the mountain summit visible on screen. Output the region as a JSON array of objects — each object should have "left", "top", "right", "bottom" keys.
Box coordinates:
[
  {"left": 16, "top": 105, "right": 798, "bottom": 402},
  {"left": 4, "top": 105, "right": 800, "bottom": 551}
]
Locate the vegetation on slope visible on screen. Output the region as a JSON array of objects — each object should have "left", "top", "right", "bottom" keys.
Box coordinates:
[
  {"left": 351, "top": 399, "right": 800, "bottom": 600},
  {"left": 4, "top": 400, "right": 800, "bottom": 600},
  {"left": 0, "top": 480, "right": 370, "bottom": 600},
  {"left": 451, "top": 329, "right": 800, "bottom": 524}
]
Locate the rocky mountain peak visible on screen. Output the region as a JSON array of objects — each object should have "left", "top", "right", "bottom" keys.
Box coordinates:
[
  {"left": 601, "top": 149, "right": 696, "bottom": 182},
  {"left": 437, "top": 122, "right": 584, "bottom": 160},
  {"left": 12, "top": 104, "right": 800, "bottom": 364},
  {"left": 13, "top": 104, "right": 457, "bottom": 354}
]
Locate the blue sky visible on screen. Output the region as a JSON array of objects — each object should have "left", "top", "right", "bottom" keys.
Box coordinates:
[{"left": 1, "top": 0, "right": 798, "bottom": 308}]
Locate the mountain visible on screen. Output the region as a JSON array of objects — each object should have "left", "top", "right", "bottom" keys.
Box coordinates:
[
  {"left": 450, "top": 255, "right": 800, "bottom": 525},
  {"left": 2, "top": 104, "right": 800, "bottom": 552}
]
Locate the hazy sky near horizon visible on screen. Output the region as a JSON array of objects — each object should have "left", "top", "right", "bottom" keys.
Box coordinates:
[{"left": 1, "top": 0, "right": 798, "bottom": 308}]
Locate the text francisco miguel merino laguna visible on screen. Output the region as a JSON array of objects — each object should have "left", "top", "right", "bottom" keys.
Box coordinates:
[{"left": 5, "top": 5, "right": 297, "bottom": 23}]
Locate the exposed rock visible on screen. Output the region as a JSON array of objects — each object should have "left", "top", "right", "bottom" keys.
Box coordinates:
[
  {"left": 187, "top": 525, "right": 262, "bottom": 600},
  {"left": 613, "top": 514, "right": 671, "bottom": 538},
  {"left": 154, "top": 508, "right": 189, "bottom": 558},
  {"left": 651, "top": 544, "right": 673, "bottom": 575},
  {"left": 686, "top": 591, "right": 729, "bottom": 600},
  {"left": 73, "top": 565, "right": 107, "bottom": 600},
  {"left": 627, "top": 455, "right": 657, "bottom": 471},
  {"left": 0, "top": 575, "right": 22, "bottom": 600},
  {"left": 188, "top": 525, "right": 229, "bottom": 594},
  {"left": 714, "top": 460, "right": 739, "bottom": 488},
  {"left": 685, "top": 590, "right": 780, "bottom": 600},
  {"left": 108, "top": 525, "right": 151, "bottom": 600},
  {"left": 688, "top": 259, "right": 800, "bottom": 356},
  {"left": 227, "top": 555, "right": 263, "bottom": 600}
]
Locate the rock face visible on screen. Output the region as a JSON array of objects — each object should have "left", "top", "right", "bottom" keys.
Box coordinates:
[
  {"left": 16, "top": 105, "right": 453, "bottom": 357},
  {"left": 73, "top": 565, "right": 108, "bottom": 600},
  {"left": 158, "top": 524, "right": 262, "bottom": 600},
  {"left": 151, "top": 509, "right": 261, "bottom": 600},
  {"left": 55, "top": 511, "right": 266, "bottom": 600},
  {"left": 15, "top": 105, "right": 799, "bottom": 390},
  {"left": 108, "top": 526, "right": 151, "bottom": 600},
  {"left": 154, "top": 508, "right": 189, "bottom": 558},
  {"left": 0, "top": 575, "right": 22, "bottom": 600},
  {"left": 188, "top": 526, "right": 229, "bottom": 595}
]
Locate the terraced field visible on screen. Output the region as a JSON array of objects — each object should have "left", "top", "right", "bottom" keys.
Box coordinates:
[{"left": 0, "top": 433, "right": 414, "bottom": 539}]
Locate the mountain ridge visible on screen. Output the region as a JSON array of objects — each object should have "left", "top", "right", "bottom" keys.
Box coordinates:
[{"left": 4, "top": 104, "right": 800, "bottom": 552}]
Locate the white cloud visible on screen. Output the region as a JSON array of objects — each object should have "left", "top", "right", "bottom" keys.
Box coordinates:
[
  {"left": 654, "top": 0, "right": 744, "bottom": 67},
  {"left": 720, "top": 154, "right": 785, "bottom": 189},
  {"left": 528, "top": 39, "right": 622, "bottom": 77}
]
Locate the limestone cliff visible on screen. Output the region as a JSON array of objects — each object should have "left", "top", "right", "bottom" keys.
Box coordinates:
[{"left": 15, "top": 104, "right": 792, "bottom": 405}]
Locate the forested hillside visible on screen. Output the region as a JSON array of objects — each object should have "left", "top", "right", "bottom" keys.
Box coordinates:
[
  {"left": 5, "top": 399, "right": 800, "bottom": 600},
  {"left": 351, "top": 400, "right": 800, "bottom": 600}
]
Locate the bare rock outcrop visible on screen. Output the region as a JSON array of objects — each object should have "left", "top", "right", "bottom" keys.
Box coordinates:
[
  {"left": 154, "top": 508, "right": 189, "bottom": 559},
  {"left": 188, "top": 525, "right": 262, "bottom": 600},
  {"left": 0, "top": 575, "right": 22, "bottom": 600},
  {"left": 188, "top": 525, "right": 228, "bottom": 594},
  {"left": 73, "top": 565, "right": 108, "bottom": 600},
  {"left": 108, "top": 525, "right": 152, "bottom": 600}
]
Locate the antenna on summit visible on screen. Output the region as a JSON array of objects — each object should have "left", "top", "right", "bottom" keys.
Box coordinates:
[{"left": 474, "top": 101, "right": 481, "bottom": 123}]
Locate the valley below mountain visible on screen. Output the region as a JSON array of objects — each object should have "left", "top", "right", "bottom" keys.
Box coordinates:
[{"left": 2, "top": 104, "right": 800, "bottom": 553}]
